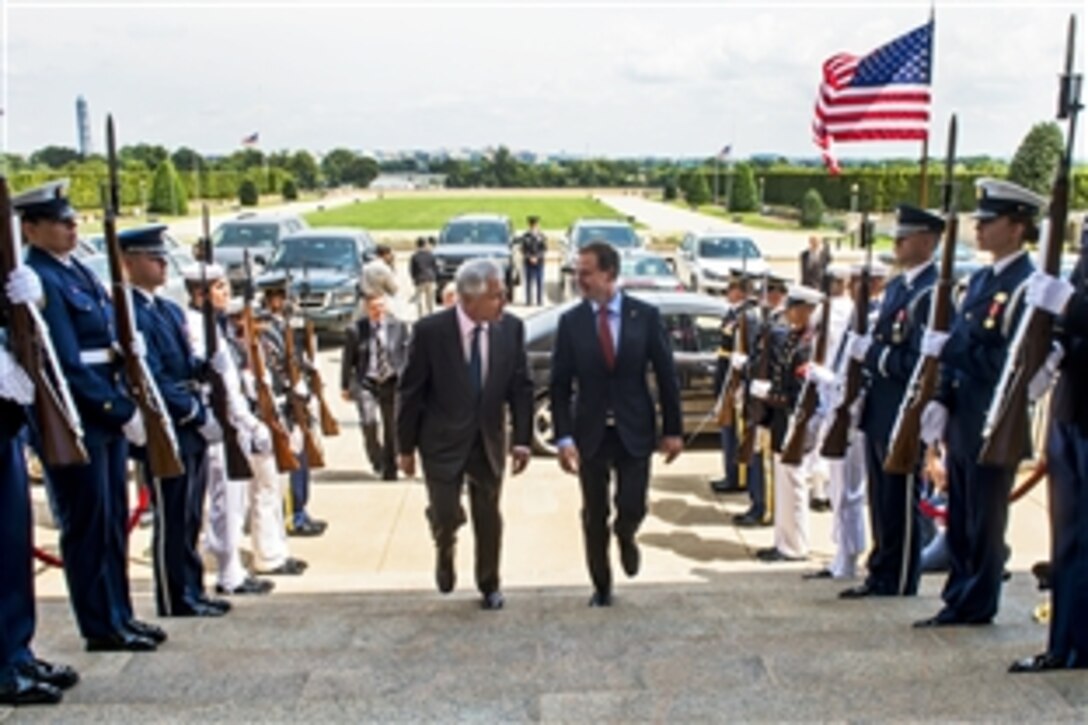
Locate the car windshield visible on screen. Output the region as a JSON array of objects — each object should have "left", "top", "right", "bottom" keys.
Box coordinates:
[
  {"left": 574, "top": 225, "right": 638, "bottom": 249},
  {"left": 267, "top": 237, "right": 357, "bottom": 270},
  {"left": 698, "top": 237, "right": 759, "bottom": 259},
  {"left": 621, "top": 256, "right": 672, "bottom": 278},
  {"left": 440, "top": 221, "right": 509, "bottom": 246},
  {"left": 524, "top": 301, "right": 577, "bottom": 344},
  {"left": 213, "top": 223, "right": 280, "bottom": 248}
]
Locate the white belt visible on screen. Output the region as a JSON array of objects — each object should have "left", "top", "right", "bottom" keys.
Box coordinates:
[{"left": 80, "top": 349, "right": 114, "bottom": 365}]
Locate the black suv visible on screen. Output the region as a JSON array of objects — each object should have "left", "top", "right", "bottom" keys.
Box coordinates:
[
  {"left": 210, "top": 212, "right": 309, "bottom": 293},
  {"left": 433, "top": 214, "right": 520, "bottom": 302}
]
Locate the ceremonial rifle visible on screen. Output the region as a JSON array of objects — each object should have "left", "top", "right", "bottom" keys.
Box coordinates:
[
  {"left": 300, "top": 265, "right": 339, "bottom": 437},
  {"left": 104, "top": 115, "right": 184, "bottom": 478},
  {"left": 714, "top": 254, "right": 750, "bottom": 428},
  {"left": 241, "top": 250, "right": 298, "bottom": 473},
  {"left": 821, "top": 213, "right": 874, "bottom": 458},
  {"left": 200, "top": 205, "right": 252, "bottom": 480},
  {"left": 979, "top": 16, "right": 1082, "bottom": 467},
  {"left": 737, "top": 272, "right": 772, "bottom": 463},
  {"left": 884, "top": 115, "right": 961, "bottom": 474},
  {"left": 0, "top": 177, "right": 88, "bottom": 466},
  {"left": 282, "top": 275, "right": 325, "bottom": 468}
]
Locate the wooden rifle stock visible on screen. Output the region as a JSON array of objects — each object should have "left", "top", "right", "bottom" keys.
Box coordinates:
[
  {"left": 200, "top": 206, "right": 252, "bottom": 480},
  {"left": 283, "top": 307, "right": 324, "bottom": 469},
  {"left": 104, "top": 116, "right": 184, "bottom": 479},
  {"left": 822, "top": 215, "right": 876, "bottom": 458},
  {"left": 242, "top": 301, "right": 298, "bottom": 473},
  {"left": 0, "top": 178, "right": 88, "bottom": 466},
  {"left": 979, "top": 17, "right": 1080, "bottom": 467},
  {"left": 305, "top": 320, "right": 340, "bottom": 436},
  {"left": 715, "top": 302, "right": 749, "bottom": 427},
  {"left": 885, "top": 115, "right": 960, "bottom": 474}
]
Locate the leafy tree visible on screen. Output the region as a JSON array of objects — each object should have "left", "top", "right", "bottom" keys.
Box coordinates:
[
  {"left": 730, "top": 162, "right": 758, "bottom": 212},
  {"left": 227, "top": 148, "right": 265, "bottom": 171},
  {"left": 29, "top": 145, "right": 81, "bottom": 169},
  {"left": 170, "top": 146, "right": 203, "bottom": 172},
  {"left": 147, "top": 158, "right": 188, "bottom": 215},
  {"left": 321, "top": 148, "right": 358, "bottom": 186},
  {"left": 286, "top": 150, "right": 320, "bottom": 189},
  {"left": 1008, "top": 122, "right": 1064, "bottom": 195},
  {"left": 663, "top": 175, "right": 678, "bottom": 201},
  {"left": 344, "top": 156, "right": 380, "bottom": 188},
  {"left": 800, "top": 188, "right": 826, "bottom": 228},
  {"left": 281, "top": 178, "right": 299, "bottom": 201},
  {"left": 120, "top": 143, "right": 169, "bottom": 170},
  {"left": 238, "top": 179, "right": 259, "bottom": 206},
  {"left": 684, "top": 172, "right": 711, "bottom": 207}
]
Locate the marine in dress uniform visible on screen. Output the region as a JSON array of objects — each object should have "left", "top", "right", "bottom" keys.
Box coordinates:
[
  {"left": 519, "top": 215, "right": 547, "bottom": 307},
  {"left": 121, "top": 226, "right": 233, "bottom": 617},
  {"left": 16, "top": 180, "right": 164, "bottom": 652},
  {"left": 915, "top": 179, "right": 1042, "bottom": 626},
  {"left": 840, "top": 205, "right": 942, "bottom": 598},
  {"left": 0, "top": 266, "right": 79, "bottom": 705}
]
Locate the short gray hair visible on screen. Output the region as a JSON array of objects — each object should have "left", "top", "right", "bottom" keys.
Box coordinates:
[{"left": 455, "top": 258, "right": 504, "bottom": 298}]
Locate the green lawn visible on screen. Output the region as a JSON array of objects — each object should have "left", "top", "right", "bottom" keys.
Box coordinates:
[{"left": 303, "top": 196, "right": 629, "bottom": 231}]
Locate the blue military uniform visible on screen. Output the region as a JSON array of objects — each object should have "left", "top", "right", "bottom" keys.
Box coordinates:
[
  {"left": 923, "top": 179, "right": 1041, "bottom": 626},
  {"left": 14, "top": 181, "right": 158, "bottom": 652},
  {"left": 855, "top": 205, "right": 941, "bottom": 597},
  {"left": 121, "top": 226, "right": 217, "bottom": 617}
]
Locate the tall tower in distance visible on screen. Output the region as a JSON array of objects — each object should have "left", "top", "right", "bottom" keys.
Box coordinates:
[{"left": 76, "top": 95, "right": 92, "bottom": 157}]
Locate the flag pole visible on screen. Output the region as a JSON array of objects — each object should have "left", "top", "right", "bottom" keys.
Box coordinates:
[{"left": 920, "top": 4, "right": 935, "bottom": 207}]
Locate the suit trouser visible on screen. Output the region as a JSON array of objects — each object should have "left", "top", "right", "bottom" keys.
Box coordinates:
[
  {"left": 424, "top": 439, "right": 503, "bottom": 594},
  {"left": 827, "top": 430, "right": 868, "bottom": 578},
  {"left": 578, "top": 428, "right": 650, "bottom": 594},
  {"left": 415, "top": 281, "right": 436, "bottom": 317},
  {"left": 863, "top": 432, "right": 922, "bottom": 595},
  {"left": 939, "top": 447, "right": 1015, "bottom": 623},
  {"left": 204, "top": 443, "right": 249, "bottom": 590},
  {"left": 1, "top": 433, "right": 35, "bottom": 676},
  {"left": 356, "top": 380, "right": 397, "bottom": 479},
  {"left": 524, "top": 263, "right": 544, "bottom": 306},
  {"left": 772, "top": 453, "right": 809, "bottom": 558},
  {"left": 288, "top": 449, "right": 312, "bottom": 527},
  {"left": 248, "top": 452, "right": 290, "bottom": 572},
  {"left": 722, "top": 424, "right": 769, "bottom": 518},
  {"left": 1045, "top": 419, "right": 1088, "bottom": 666},
  {"left": 45, "top": 434, "right": 132, "bottom": 639}
]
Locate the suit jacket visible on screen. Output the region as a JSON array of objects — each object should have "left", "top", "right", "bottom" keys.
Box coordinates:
[
  {"left": 549, "top": 294, "right": 682, "bottom": 460},
  {"left": 341, "top": 316, "right": 411, "bottom": 393},
  {"left": 396, "top": 307, "right": 532, "bottom": 482},
  {"left": 800, "top": 247, "right": 831, "bottom": 288},
  {"left": 1054, "top": 252, "right": 1088, "bottom": 434}
]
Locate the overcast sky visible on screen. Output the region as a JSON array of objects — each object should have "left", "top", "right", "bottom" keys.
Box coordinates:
[{"left": 2, "top": 0, "right": 1084, "bottom": 161}]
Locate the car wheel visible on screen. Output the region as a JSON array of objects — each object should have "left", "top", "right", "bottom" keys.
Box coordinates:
[{"left": 532, "top": 394, "right": 557, "bottom": 456}]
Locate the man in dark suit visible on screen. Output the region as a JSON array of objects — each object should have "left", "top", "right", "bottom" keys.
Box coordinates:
[
  {"left": 550, "top": 241, "right": 683, "bottom": 607},
  {"left": 341, "top": 294, "right": 410, "bottom": 480},
  {"left": 397, "top": 258, "right": 533, "bottom": 610},
  {"left": 800, "top": 236, "right": 831, "bottom": 289}
]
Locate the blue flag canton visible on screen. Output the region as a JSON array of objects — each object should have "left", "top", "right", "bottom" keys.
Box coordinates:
[{"left": 851, "top": 21, "right": 933, "bottom": 87}]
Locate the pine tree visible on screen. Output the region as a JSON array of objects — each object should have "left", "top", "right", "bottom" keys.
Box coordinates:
[{"left": 147, "top": 158, "right": 188, "bottom": 215}]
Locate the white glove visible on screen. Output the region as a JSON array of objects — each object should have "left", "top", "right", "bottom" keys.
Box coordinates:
[
  {"left": 0, "top": 348, "right": 35, "bottom": 405},
  {"left": 292, "top": 380, "right": 309, "bottom": 398},
  {"left": 250, "top": 421, "right": 273, "bottom": 455},
  {"left": 847, "top": 332, "right": 872, "bottom": 362},
  {"left": 920, "top": 401, "right": 948, "bottom": 446},
  {"left": 920, "top": 329, "right": 950, "bottom": 358},
  {"left": 210, "top": 349, "right": 231, "bottom": 375},
  {"left": 123, "top": 410, "right": 147, "bottom": 447},
  {"left": 729, "top": 352, "right": 749, "bottom": 371},
  {"left": 806, "top": 363, "right": 836, "bottom": 386},
  {"left": 1028, "top": 341, "right": 1064, "bottom": 402},
  {"left": 5, "top": 266, "right": 43, "bottom": 306},
  {"left": 749, "top": 379, "right": 772, "bottom": 400},
  {"left": 288, "top": 425, "right": 304, "bottom": 455},
  {"left": 240, "top": 370, "right": 258, "bottom": 401},
  {"left": 1025, "top": 271, "right": 1075, "bottom": 316},
  {"left": 817, "top": 378, "right": 844, "bottom": 413},
  {"left": 132, "top": 332, "right": 147, "bottom": 358},
  {"left": 199, "top": 416, "right": 223, "bottom": 444}
]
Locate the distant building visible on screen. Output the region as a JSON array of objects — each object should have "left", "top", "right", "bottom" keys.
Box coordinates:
[
  {"left": 369, "top": 172, "right": 447, "bottom": 190},
  {"left": 75, "top": 95, "right": 92, "bottom": 157}
]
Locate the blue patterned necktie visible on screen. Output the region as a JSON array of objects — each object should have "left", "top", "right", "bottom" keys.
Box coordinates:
[{"left": 468, "top": 324, "right": 482, "bottom": 396}]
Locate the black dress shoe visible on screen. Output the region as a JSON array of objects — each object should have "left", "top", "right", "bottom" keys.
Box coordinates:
[
  {"left": 1009, "top": 652, "right": 1075, "bottom": 673},
  {"left": 216, "top": 577, "right": 275, "bottom": 595},
  {"left": 436, "top": 547, "right": 455, "bottom": 594},
  {"left": 1031, "top": 561, "right": 1052, "bottom": 591},
  {"left": 85, "top": 631, "right": 158, "bottom": 652},
  {"left": 756, "top": 548, "right": 805, "bottom": 563},
  {"left": 15, "top": 659, "right": 79, "bottom": 690},
  {"left": 802, "top": 569, "right": 834, "bottom": 580},
  {"left": 261, "top": 558, "right": 308, "bottom": 575},
  {"left": 588, "top": 590, "right": 613, "bottom": 607},
  {"left": 733, "top": 512, "right": 770, "bottom": 527},
  {"left": 288, "top": 520, "right": 326, "bottom": 537},
  {"left": 710, "top": 478, "right": 744, "bottom": 494},
  {"left": 480, "top": 591, "right": 505, "bottom": 610},
  {"left": 126, "top": 619, "right": 167, "bottom": 644},
  {"left": 0, "top": 674, "right": 63, "bottom": 705},
  {"left": 839, "top": 584, "right": 875, "bottom": 599},
  {"left": 809, "top": 498, "right": 832, "bottom": 513},
  {"left": 912, "top": 613, "right": 972, "bottom": 628},
  {"left": 174, "top": 601, "right": 228, "bottom": 618},
  {"left": 196, "top": 595, "right": 232, "bottom": 613},
  {"left": 618, "top": 535, "right": 640, "bottom": 578}
]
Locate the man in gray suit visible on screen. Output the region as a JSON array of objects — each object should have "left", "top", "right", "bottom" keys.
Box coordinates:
[
  {"left": 341, "top": 294, "right": 410, "bottom": 481},
  {"left": 396, "top": 259, "right": 533, "bottom": 610}
]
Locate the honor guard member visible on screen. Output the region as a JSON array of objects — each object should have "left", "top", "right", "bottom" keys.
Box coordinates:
[
  {"left": 753, "top": 284, "right": 821, "bottom": 562},
  {"left": 915, "top": 178, "right": 1042, "bottom": 627},
  {"left": 1, "top": 267, "right": 79, "bottom": 705},
  {"left": 710, "top": 270, "right": 763, "bottom": 499},
  {"left": 840, "top": 204, "right": 941, "bottom": 599},
  {"left": 16, "top": 180, "right": 164, "bottom": 652},
  {"left": 1009, "top": 231, "right": 1088, "bottom": 672},
  {"left": 120, "top": 226, "right": 230, "bottom": 617},
  {"left": 519, "top": 215, "right": 547, "bottom": 306},
  {"left": 257, "top": 272, "right": 326, "bottom": 536},
  {"left": 765, "top": 274, "right": 789, "bottom": 323}
]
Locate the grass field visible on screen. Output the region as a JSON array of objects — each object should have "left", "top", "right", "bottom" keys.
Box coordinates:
[{"left": 302, "top": 196, "right": 629, "bottom": 231}]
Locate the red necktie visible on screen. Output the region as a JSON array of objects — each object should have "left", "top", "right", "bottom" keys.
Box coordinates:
[{"left": 598, "top": 305, "right": 615, "bottom": 371}]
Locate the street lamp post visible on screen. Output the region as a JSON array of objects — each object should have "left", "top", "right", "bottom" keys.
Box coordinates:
[
  {"left": 758, "top": 176, "right": 766, "bottom": 214},
  {"left": 850, "top": 182, "right": 859, "bottom": 249}
]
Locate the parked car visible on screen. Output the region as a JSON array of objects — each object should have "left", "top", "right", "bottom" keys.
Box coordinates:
[
  {"left": 208, "top": 212, "right": 309, "bottom": 293},
  {"left": 80, "top": 247, "right": 198, "bottom": 309},
  {"left": 674, "top": 232, "right": 768, "bottom": 294},
  {"left": 255, "top": 228, "right": 376, "bottom": 335},
  {"left": 433, "top": 214, "right": 519, "bottom": 302},
  {"left": 618, "top": 250, "right": 684, "bottom": 292},
  {"left": 524, "top": 290, "right": 728, "bottom": 454},
  {"left": 82, "top": 229, "right": 183, "bottom": 256},
  {"left": 559, "top": 218, "right": 643, "bottom": 298}
]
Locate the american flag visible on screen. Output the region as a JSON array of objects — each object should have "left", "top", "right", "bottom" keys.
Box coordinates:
[
  {"left": 812, "top": 20, "right": 933, "bottom": 174},
  {"left": 241, "top": 131, "right": 259, "bottom": 146},
  {"left": 717, "top": 144, "right": 731, "bottom": 161}
]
